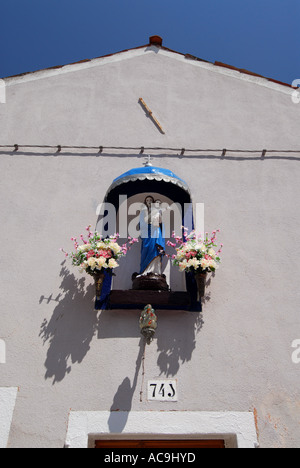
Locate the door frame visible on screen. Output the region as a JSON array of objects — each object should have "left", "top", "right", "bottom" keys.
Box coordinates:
[{"left": 65, "top": 410, "right": 258, "bottom": 449}]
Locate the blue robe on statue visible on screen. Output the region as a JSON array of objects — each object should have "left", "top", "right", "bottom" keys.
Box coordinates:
[{"left": 140, "top": 208, "right": 165, "bottom": 275}]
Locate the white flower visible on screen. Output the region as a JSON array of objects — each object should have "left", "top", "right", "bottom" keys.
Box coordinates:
[
  {"left": 187, "top": 258, "right": 200, "bottom": 269},
  {"left": 200, "top": 258, "right": 209, "bottom": 270},
  {"left": 110, "top": 242, "right": 121, "bottom": 255},
  {"left": 192, "top": 243, "right": 206, "bottom": 253},
  {"left": 108, "top": 258, "right": 119, "bottom": 269},
  {"left": 87, "top": 257, "right": 97, "bottom": 270},
  {"left": 208, "top": 248, "right": 216, "bottom": 258},
  {"left": 97, "top": 257, "right": 106, "bottom": 269},
  {"left": 175, "top": 248, "right": 185, "bottom": 260},
  {"left": 78, "top": 243, "right": 91, "bottom": 252},
  {"left": 179, "top": 260, "right": 188, "bottom": 272},
  {"left": 209, "top": 259, "right": 218, "bottom": 270}
]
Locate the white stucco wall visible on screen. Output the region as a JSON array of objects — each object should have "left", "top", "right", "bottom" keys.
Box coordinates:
[
  {"left": 0, "top": 388, "right": 18, "bottom": 448},
  {"left": 66, "top": 411, "right": 258, "bottom": 449},
  {"left": 0, "top": 45, "right": 299, "bottom": 448}
]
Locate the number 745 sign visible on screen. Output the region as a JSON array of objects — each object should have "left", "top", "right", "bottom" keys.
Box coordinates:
[{"left": 147, "top": 380, "right": 178, "bottom": 402}]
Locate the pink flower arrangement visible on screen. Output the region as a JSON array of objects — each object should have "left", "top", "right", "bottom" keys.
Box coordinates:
[
  {"left": 61, "top": 225, "right": 138, "bottom": 276},
  {"left": 167, "top": 228, "right": 223, "bottom": 273}
]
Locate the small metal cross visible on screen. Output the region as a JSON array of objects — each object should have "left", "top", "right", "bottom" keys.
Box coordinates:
[{"left": 144, "top": 155, "right": 153, "bottom": 167}]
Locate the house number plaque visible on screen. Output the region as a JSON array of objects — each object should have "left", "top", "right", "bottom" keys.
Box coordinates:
[{"left": 147, "top": 379, "right": 178, "bottom": 402}]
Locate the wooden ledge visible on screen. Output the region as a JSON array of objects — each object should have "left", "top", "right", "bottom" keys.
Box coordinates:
[{"left": 108, "top": 290, "right": 191, "bottom": 310}]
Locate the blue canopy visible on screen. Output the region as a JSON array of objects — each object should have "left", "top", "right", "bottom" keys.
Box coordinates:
[
  {"left": 107, "top": 165, "right": 191, "bottom": 198},
  {"left": 113, "top": 166, "right": 187, "bottom": 184}
]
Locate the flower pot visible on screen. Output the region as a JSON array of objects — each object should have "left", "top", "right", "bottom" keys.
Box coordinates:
[
  {"left": 94, "top": 271, "right": 105, "bottom": 300},
  {"left": 195, "top": 271, "right": 207, "bottom": 297}
]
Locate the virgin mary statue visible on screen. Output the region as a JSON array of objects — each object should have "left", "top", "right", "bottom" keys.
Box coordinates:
[{"left": 139, "top": 196, "right": 166, "bottom": 276}]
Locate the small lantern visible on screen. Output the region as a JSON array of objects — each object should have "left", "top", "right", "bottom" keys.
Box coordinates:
[{"left": 139, "top": 304, "right": 157, "bottom": 344}]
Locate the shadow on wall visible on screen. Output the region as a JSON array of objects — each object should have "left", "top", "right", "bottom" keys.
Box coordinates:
[
  {"left": 108, "top": 338, "right": 145, "bottom": 433},
  {"left": 39, "top": 263, "right": 204, "bottom": 386},
  {"left": 155, "top": 311, "right": 204, "bottom": 377},
  {"left": 106, "top": 313, "right": 204, "bottom": 432},
  {"left": 39, "top": 263, "right": 98, "bottom": 384},
  {"left": 97, "top": 309, "right": 204, "bottom": 377}
]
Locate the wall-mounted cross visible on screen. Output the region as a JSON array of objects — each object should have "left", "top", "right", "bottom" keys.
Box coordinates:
[
  {"left": 143, "top": 155, "right": 153, "bottom": 167},
  {"left": 139, "top": 98, "right": 165, "bottom": 134}
]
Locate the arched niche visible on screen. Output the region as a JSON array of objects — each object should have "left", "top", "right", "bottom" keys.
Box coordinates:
[
  {"left": 96, "top": 166, "right": 199, "bottom": 310},
  {"left": 112, "top": 192, "right": 185, "bottom": 291}
]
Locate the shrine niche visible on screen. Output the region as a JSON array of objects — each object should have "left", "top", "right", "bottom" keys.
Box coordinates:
[
  {"left": 96, "top": 161, "right": 200, "bottom": 312},
  {"left": 131, "top": 195, "right": 169, "bottom": 292}
]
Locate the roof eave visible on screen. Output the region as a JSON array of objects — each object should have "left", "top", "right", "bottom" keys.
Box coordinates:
[{"left": 1, "top": 41, "right": 296, "bottom": 91}]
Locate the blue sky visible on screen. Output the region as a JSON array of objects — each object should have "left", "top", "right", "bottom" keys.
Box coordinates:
[{"left": 1, "top": 0, "right": 299, "bottom": 85}]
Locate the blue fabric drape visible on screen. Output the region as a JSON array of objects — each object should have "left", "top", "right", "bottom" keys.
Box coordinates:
[
  {"left": 140, "top": 210, "right": 165, "bottom": 274},
  {"left": 183, "top": 202, "right": 201, "bottom": 311}
]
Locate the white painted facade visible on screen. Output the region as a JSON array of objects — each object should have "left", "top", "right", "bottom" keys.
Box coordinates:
[
  {"left": 66, "top": 411, "right": 258, "bottom": 449},
  {"left": 0, "top": 388, "right": 18, "bottom": 448},
  {"left": 0, "top": 40, "right": 299, "bottom": 448}
]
